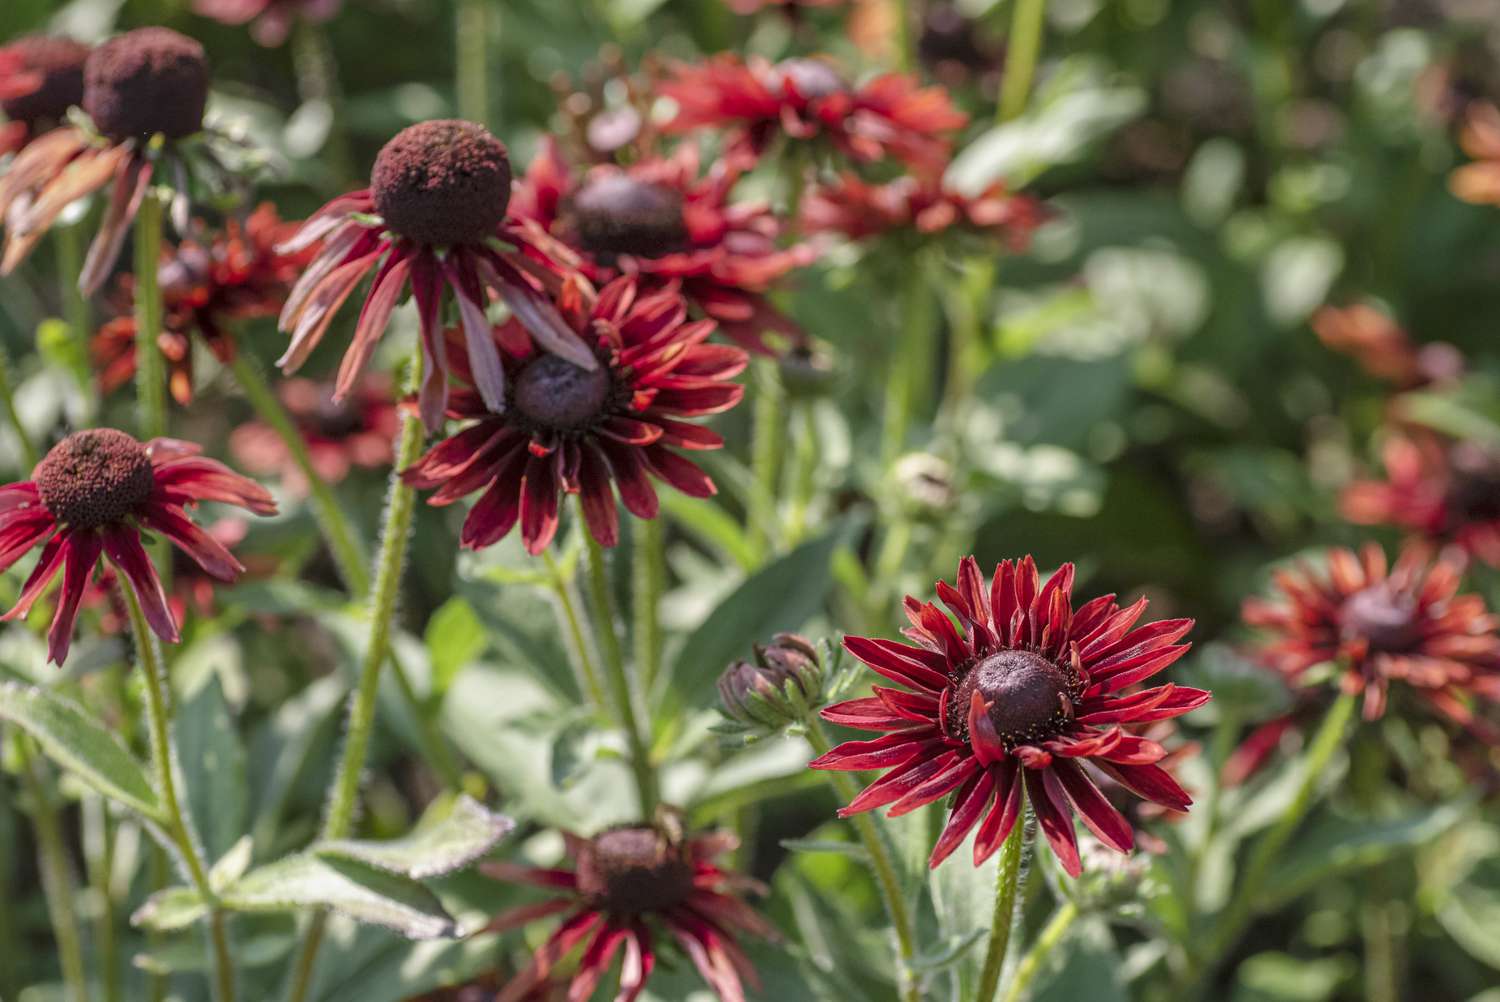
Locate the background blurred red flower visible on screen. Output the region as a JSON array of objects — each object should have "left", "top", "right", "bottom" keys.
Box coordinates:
[
  {"left": 802, "top": 171, "right": 1047, "bottom": 248},
  {"left": 1311, "top": 303, "right": 1463, "bottom": 388},
  {"left": 193, "top": 0, "right": 343, "bottom": 47},
  {"left": 0, "top": 36, "right": 89, "bottom": 156},
  {"left": 229, "top": 374, "right": 399, "bottom": 495}
]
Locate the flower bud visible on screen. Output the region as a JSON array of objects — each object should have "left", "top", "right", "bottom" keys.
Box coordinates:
[{"left": 717, "top": 633, "right": 825, "bottom": 735}]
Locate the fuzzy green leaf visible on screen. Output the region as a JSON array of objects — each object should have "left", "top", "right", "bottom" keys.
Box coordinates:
[{"left": 315, "top": 794, "right": 513, "bottom": 879}]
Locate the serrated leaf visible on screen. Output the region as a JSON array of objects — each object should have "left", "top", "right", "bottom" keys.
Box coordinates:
[
  {"left": 0, "top": 682, "right": 162, "bottom": 820},
  {"left": 177, "top": 673, "right": 248, "bottom": 861},
  {"left": 315, "top": 794, "right": 513, "bottom": 880},
  {"left": 219, "top": 853, "right": 456, "bottom": 939}
]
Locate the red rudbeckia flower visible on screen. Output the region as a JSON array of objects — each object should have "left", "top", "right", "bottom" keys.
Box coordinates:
[
  {"left": 229, "top": 373, "right": 399, "bottom": 495},
  {"left": 801, "top": 171, "right": 1047, "bottom": 248},
  {"left": 0, "top": 429, "right": 275, "bottom": 664},
  {"left": 512, "top": 138, "right": 812, "bottom": 354},
  {"left": 404, "top": 276, "right": 745, "bottom": 555},
  {"left": 1310, "top": 303, "right": 1463, "bottom": 388},
  {"left": 0, "top": 36, "right": 89, "bottom": 157},
  {"left": 660, "top": 54, "right": 967, "bottom": 171},
  {"left": 1242, "top": 542, "right": 1500, "bottom": 731},
  {"left": 812, "top": 556, "right": 1207, "bottom": 875},
  {"left": 0, "top": 28, "right": 213, "bottom": 293},
  {"left": 94, "top": 203, "right": 312, "bottom": 404},
  {"left": 1342, "top": 430, "right": 1500, "bottom": 567},
  {"left": 1451, "top": 101, "right": 1500, "bottom": 206},
  {"left": 192, "top": 0, "right": 343, "bottom": 47},
  {"left": 480, "top": 823, "right": 774, "bottom": 1002},
  {"left": 277, "top": 119, "right": 597, "bottom": 431}
]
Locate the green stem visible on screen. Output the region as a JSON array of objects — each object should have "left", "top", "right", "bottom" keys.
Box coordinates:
[
  {"left": 456, "top": 0, "right": 491, "bottom": 126},
  {"left": 15, "top": 734, "right": 88, "bottom": 1002},
  {"left": 582, "top": 523, "right": 659, "bottom": 815},
  {"left": 1000, "top": 899, "right": 1079, "bottom": 1002},
  {"left": 785, "top": 401, "right": 819, "bottom": 544},
  {"left": 291, "top": 20, "right": 355, "bottom": 184},
  {"left": 882, "top": 264, "right": 932, "bottom": 467},
  {"left": 0, "top": 346, "right": 37, "bottom": 470},
  {"left": 998, "top": 0, "right": 1047, "bottom": 124},
  {"left": 544, "top": 554, "right": 609, "bottom": 711},
  {"left": 633, "top": 518, "right": 666, "bottom": 696},
  {"left": 54, "top": 224, "right": 95, "bottom": 404},
  {"left": 227, "top": 350, "right": 370, "bottom": 596},
  {"left": 748, "top": 362, "right": 785, "bottom": 558},
  {"left": 805, "top": 719, "right": 920, "bottom": 1002},
  {"left": 133, "top": 191, "right": 167, "bottom": 442},
  {"left": 1198, "top": 690, "right": 1356, "bottom": 977},
  {"left": 978, "top": 800, "right": 1029, "bottom": 1002},
  {"left": 122, "top": 585, "right": 235, "bottom": 1002},
  {"left": 1362, "top": 896, "right": 1400, "bottom": 1002},
  {"left": 82, "top": 794, "right": 122, "bottom": 1002}
]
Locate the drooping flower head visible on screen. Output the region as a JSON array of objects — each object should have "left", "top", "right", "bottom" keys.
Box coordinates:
[
  {"left": 403, "top": 277, "right": 745, "bottom": 554},
  {"left": 480, "top": 821, "right": 774, "bottom": 1002},
  {"left": 94, "top": 204, "right": 312, "bottom": 404},
  {"left": 229, "top": 373, "right": 400, "bottom": 495},
  {"left": 193, "top": 0, "right": 343, "bottom": 47},
  {"left": 1310, "top": 303, "right": 1463, "bottom": 388},
  {"left": 801, "top": 171, "right": 1047, "bottom": 249},
  {"left": 1342, "top": 430, "right": 1500, "bottom": 567},
  {"left": 660, "top": 54, "right": 967, "bottom": 171},
  {"left": 0, "top": 36, "right": 90, "bottom": 156},
  {"left": 0, "top": 28, "right": 223, "bottom": 293},
  {"left": 512, "top": 138, "right": 813, "bottom": 353},
  {"left": 0, "top": 429, "right": 275, "bottom": 664},
  {"left": 1451, "top": 100, "right": 1500, "bottom": 207},
  {"left": 812, "top": 556, "right": 1207, "bottom": 875},
  {"left": 277, "top": 119, "right": 597, "bottom": 430},
  {"left": 1242, "top": 542, "right": 1500, "bottom": 733}
]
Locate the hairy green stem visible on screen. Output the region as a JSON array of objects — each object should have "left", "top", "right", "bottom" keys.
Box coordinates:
[
  {"left": 748, "top": 362, "right": 785, "bottom": 558},
  {"left": 805, "top": 719, "right": 920, "bottom": 1002},
  {"left": 133, "top": 192, "right": 167, "bottom": 442},
  {"left": 978, "top": 802, "right": 1029, "bottom": 1001},
  {"left": 785, "top": 401, "right": 819, "bottom": 544},
  {"left": 998, "top": 0, "right": 1047, "bottom": 123},
  {"left": 16, "top": 734, "right": 88, "bottom": 1002},
  {"left": 54, "top": 224, "right": 95, "bottom": 403},
  {"left": 633, "top": 518, "right": 666, "bottom": 695},
  {"left": 582, "top": 523, "right": 659, "bottom": 815},
  {"left": 123, "top": 585, "right": 235, "bottom": 1002},
  {"left": 544, "top": 553, "right": 609, "bottom": 711},
  {"left": 1001, "top": 899, "right": 1079, "bottom": 1002},
  {"left": 456, "top": 0, "right": 491, "bottom": 126},
  {"left": 881, "top": 264, "right": 933, "bottom": 467}
]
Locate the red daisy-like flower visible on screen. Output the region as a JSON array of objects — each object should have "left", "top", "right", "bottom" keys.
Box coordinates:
[
  {"left": 403, "top": 276, "right": 744, "bottom": 555},
  {"left": 94, "top": 203, "right": 312, "bottom": 404},
  {"left": 659, "top": 53, "right": 967, "bottom": 171},
  {"left": 480, "top": 823, "right": 774, "bottom": 1002},
  {"left": 512, "top": 138, "right": 812, "bottom": 354},
  {"left": 0, "top": 36, "right": 89, "bottom": 157},
  {"left": 86, "top": 517, "right": 261, "bottom": 634},
  {"left": 229, "top": 373, "right": 399, "bottom": 495},
  {"left": 1310, "top": 303, "right": 1463, "bottom": 388},
  {"left": 811, "top": 556, "right": 1207, "bottom": 875},
  {"left": 1242, "top": 542, "right": 1500, "bottom": 732},
  {"left": 1342, "top": 430, "right": 1500, "bottom": 567},
  {"left": 0, "top": 28, "right": 213, "bottom": 293},
  {"left": 192, "top": 0, "right": 343, "bottom": 47},
  {"left": 0, "top": 429, "right": 275, "bottom": 664},
  {"left": 278, "top": 119, "right": 597, "bottom": 431},
  {"left": 801, "top": 171, "right": 1047, "bottom": 249}
]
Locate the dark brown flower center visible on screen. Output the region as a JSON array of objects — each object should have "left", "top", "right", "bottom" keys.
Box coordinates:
[
  {"left": 775, "top": 58, "right": 847, "bottom": 100},
  {"left": 512, "top": 353, "right": 613, "bottom": 432},
  {"left": 574, "top": 827, "right": 695, "bottom": 915},
  {"left": 571, "top": 175, "right": 688, "bottom": 261},
  {"left": 34, "top": 429, "right": 154, "bottom": 530},
  {"left": 949, "top": 649, "right": 1074, "bottom": 746},
  {"left": 83, "top": 28, "right": 208, "bottom": 141},
  {"left": 1341, "top": 587, "right": 1421, "bottom": 653},
  {"left": 371, "top": 119, "right": 512, "bottom": 247},
  {"left": 1, "top": 36, "right": 89, "bottom": 126}
]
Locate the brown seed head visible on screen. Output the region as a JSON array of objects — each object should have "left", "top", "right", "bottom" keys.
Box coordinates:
[
  {"left": 371, "top": 119, "right": 512, "bottom": 247},
  {"left": 83, "top": 28, "right": 208, "bottom": 141},
  {"left": 35, "top": 429, "right": 154, "bottom": 529}
]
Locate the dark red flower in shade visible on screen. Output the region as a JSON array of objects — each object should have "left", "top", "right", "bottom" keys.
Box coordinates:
[
  {"left": 0, "top": 429, "right": 275, "bottom": 664},
  {"left": 1451, "top": 100, "right": 1500, "bottom": 206},
  {"left": 724, "top": 0, "right": 846, "bottom": 13},
  {"left": 801, "top": 171, "right": 1047, "bottom": 249},
  {"left": 511, "top": 138, "right": 813, "bottom": 354},
  {"left": 0, "top": 28, "right": 212, "bottom": 293},
  {"left": 659, "top": 54, "right": 967, "bottom": 171},
  {"left": 1342, "top": 430, "right": 1500, "bottom": 567},
  {"left": 277, "top": 119, "right": 597, "bottom": 431},
  {"left": 192, "top": 0, "right": 342, "bottom": 47},
  {"left": 1310, "top": 303, "right": 1463, "bottom": 388},
  {"left": 1242, "top": 542, "right": 1500, "bottom": 733},
  {"left": 229, "top": 373, "right": 399, "bottom": 494},
  {"left": 479, "top": 823, "right": 774, "bottom": 1002},
  {"left": 0, "top": 36, "right": 89, "bottom": 156},
  {"left": 93, "top": 204, "right": 313, "bottom": 404},
  {"left": 811, "top": 556, "right": 1207, "bottom": 875},
  {"left": 404, "top": 277, "right": 745, "bottom": 555}
]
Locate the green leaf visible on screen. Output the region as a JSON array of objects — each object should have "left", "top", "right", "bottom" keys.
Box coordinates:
[
  {"left": 1032, "top": 918, "right": 1128, "bottom": 1002},
  {"left": 302, "top": 917, "right": 500, "bottom": 1002},
  {"left": 929, "top": 828, "right": 1000, "bottom": 1001},
  {"left": 177, "top": 673, "right": 248, "bottom": 861},
  {"left": 316, "top": 794, "right": 513, "bottom": 880},
  {"left": 1230, "top": 951, "right": 1350, "bottom": 1002},
  {"left": 219, "top": 853, "right": 457, "bottom": 939},
  {"left": 780, "top": 838, "right": 871, "bottom": 863},
  {"left": 909, "top": 928, "right": 987, "bottom": 973},
  {"left": 659, "top": 492, "right": 758, "bottom": 570},
  {"left": 0, "top": 682, "right": 162, "bottom": 820},
  {"left": 131, "top": 887, "right": 209, "bottom": 932},
  {"left": 210, "top": 836, "right": 255, "bottom": 893},
  {"left": 424, "top": 597, "right": 486, "bottom": 697}
]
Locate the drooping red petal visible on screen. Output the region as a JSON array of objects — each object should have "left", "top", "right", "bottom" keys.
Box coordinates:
[
  {"left": 1051, "top": 759, "right": 1133, "bottom": 854},
  {"left": 47, "top": 530, "right": 102, "bottom": 665},
  {"left": 1026, "top": 767, "right": 1081, "bottom": 877},
  {"left": 101, "top": 524, "right": 178, "bottom": 645}
]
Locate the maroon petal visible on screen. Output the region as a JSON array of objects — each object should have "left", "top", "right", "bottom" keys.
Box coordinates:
[
  {"left": 483, "top": 898, "right": 575, "bottom": 932},
  {"left": 496, "top": 910, "right": 605, "bottom": 1002},
  {"left": 102, "top": 524, "right": 178, "bottom": 645},
  {"left": 1, "top": 532, "right": 66, "bottom": 621},
  {"left": 139, "top": 503, "right": 245, "bottom": 581},
  {"left": 973, "top": 759, "right": 1023, "bottom": 864},
  {"left": 1051, "top": 759, "right": 1133, "bottom": 854},
  {"left": 47, "top": 530, "right": 102, "bottom": 665},
  {"left": 567, "top": 922, "right": 629, "bottom": 1002},
  {"left": 519, "top": 451, "right": 562, "bottom": 555},
  {"left": 460, "top": 454, "right": 528, "bottom": 550},
  {"left": 336, "top": 252, "right": 412, "bottom": 401},
  {"left": 79, "top": 154, "right": 153, "bottom": 296},
  {"left": 886, "top": 751, "right": 976, "bottom": 817},
  {"left": 930, "top": 770, "right": 995, "bottom": 868},
  {"left": 1096, "top": 760, "right": 1192, "bottom": 812},
  {"left": 841, "top": 635, "right": 950, "bottom": 693},
  {"left": 615, "top": 924, "right": 655, "bottom": 1002},
  {"left": 967, "top": 691, "right": 1008, "bottom": 767},
  {"left": 1026, "top": 767, "right": 1081, "bottom": 877},
  {"left": 809, "top": 732, "right": 942, "bottom": 772},
  {"left": 641, "top": 445, "right": 715, "bottom": 498},
  {"left": 576, "top": 443, "right": 621, "bottom": 548},
  {"left": 0, "top": 508, "right": 55, "bottom": 573},
  {"left": 600, "top": 442, "right": 659, "bottom": 520}
]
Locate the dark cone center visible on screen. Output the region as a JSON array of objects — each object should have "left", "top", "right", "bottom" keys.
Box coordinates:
[
  {"left": 371, "top": 119, "right": 512, "bottom": 247},
  {"left": 35, "top": 429, "right": 154, "bottom": 530},
  {"left": 513, "top": 354, "right": 613, "bottom": 432},
  {"left": 574, "top": 827, "right": 695, "bottom": 915},
  {"left": 0, "top": 36, "right": 89, "bottom": 126},
  {"left": 83, "top": 28, "right": 208, "bottom": 141},
  {"left": 776, "top": 58, "right": 847, "bottom": 100},
  {"left": 1341, "top": 587, "right": 1421, "bottom": 653},
  {"left": 571, "top": 175, "right": 688, "bottom": 261},
  {"left": 949, "top": 649, "right": 1073, "bottom": 746}
]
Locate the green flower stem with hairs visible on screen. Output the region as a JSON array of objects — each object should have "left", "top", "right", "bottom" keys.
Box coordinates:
[
  {"left": 978, "top": 800, "right": 1029, "bottom": 1002},
  {"left": 456, "top": 0, "right": 491, "bottom": 126},
  {"left": 133, "top": 191, "right": 167, "bottom": 443},
  {"left": 1000, "top": 898, "right": 1079, "bottom": 1002},
  {"left": 15, "top": 733, "right": 88, "bottom": 1002}
]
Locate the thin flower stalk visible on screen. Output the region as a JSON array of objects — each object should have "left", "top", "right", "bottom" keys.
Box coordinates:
[
  {"left": 977, "top": 810, "right": 1028, "bottom": 1001},
  {"left": 16, "top": 734, "right": 88, "bottom": 1002},
  {"left": 998, "top": 0, "right": 1047, "bottom": 123},
  {"left": 1000, "top": 896, "right": 1079, "bottom": 1002},
  {"left": 633, "top": 515, "right": 666, "bottom": 693},
  {"left": 134, "top": 190, "right": 167, "bottom": 442}
]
